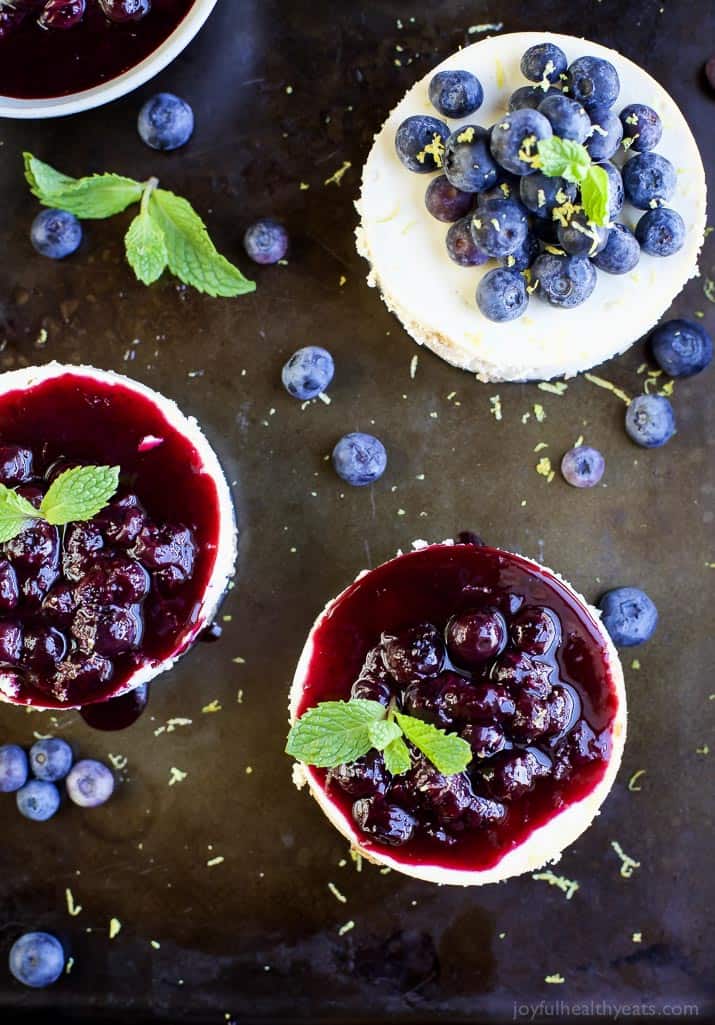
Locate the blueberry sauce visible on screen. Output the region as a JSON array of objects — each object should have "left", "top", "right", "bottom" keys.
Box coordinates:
[
  {"left": 297, "top": 544, "right": 618, "bottom": 872},
  {"left": 0, "top": 372, "right": 221, "bottom": 708},
  {"left": 79, "top": 682, "right": 149, "bottom": 730}
]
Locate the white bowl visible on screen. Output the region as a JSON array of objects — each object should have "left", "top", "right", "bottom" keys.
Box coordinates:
[{"left": 0, "top": 0, "right": 218, "bottom": 120}]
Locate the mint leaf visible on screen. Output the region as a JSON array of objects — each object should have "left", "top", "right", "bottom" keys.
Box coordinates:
[
  {"left": 383, "top": 736, "right": 411, "bottom": 776},
  {"left": 286, "top": 699, "right": 385, "bottom": 767},
  {"left": 394, "top": 712, "right": 472, "bottom": 776},
  {"left": 125, "top": 208, "right": 168, "bottom": 285},
  {"left": 40, "top": 465, "right": 119, "bottom": 525},
  {"left": 24, "top": 153, "right": 143, "bottom": 219},
  {"left": 536, "top": 137, "right": 590, "bottom": 183},
  {"left": 580, "top": 164, "right": 610, "bottom": 227},
  {"left": 0, "top": 484, "right": 40, "bottom": 543},
  {"left": 368, "top": 719, "right": 403, "bottom": 751},
  {"left": 150, "top": 188, "right": 256, "bottom": 298}
]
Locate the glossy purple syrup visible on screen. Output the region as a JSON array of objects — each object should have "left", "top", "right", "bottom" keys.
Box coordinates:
[
  {"left": 0, "top": 1, "right": 194, "bottom": 100},
  {"left": 80, "top": 681, "right": 149, "bottom": 730},
  {"left": 297, "top": 544, "right": 619, "bottom": 873}
]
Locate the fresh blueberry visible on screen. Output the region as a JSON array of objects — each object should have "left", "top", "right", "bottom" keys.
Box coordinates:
[
  {"left": 504, "top": 231, "right": 540, "bottom": 271},
  {"left": 30, "top": 209, "right": 82, "bottom": 260},
  {"left": 137, "top": 92, "right": 194, "bottom": 151},
  {"left": 508, "top": 85, "right": 560, "bottom": 111},
  {"left": 65, "top": 759, "right": 115, "bottom": 808},
  {"left": 520, "top": 172, "right": 577, "bottom": 220},
  {"left": 16, "top": 780, "right": 61, "bottom": 821},
  {"left": 394, "top": 114, "right": 449, "bottom": 173},
  {"left": 560, "top": 445, "right": 605, "bottom": 487},
  {"left": 521, "top": 42, "right": 568, "bottom": 83},
  {"left": 601, "top": 161, "right": 624, "bottom": 218},
  {"left": 29, "top": 738, "right": 74, "bottom": 782},
  {"left": 532, "top": 253, "right": 597, "bottom": 308},
  {"left": 281, "top": 346, "right": 335, "bottom": 400},
  {"left": 446, "top": 216, "right": 490, "bottom": 267},
  {"left": 566, "top": 56, "right": 620, "bottom": 114},
  {"left": 557, "top": 211, "right": 609, "bottom": 257},
  {"left": 478, "top": 185, "right": 529, "bottom": 218},
  {"left": 424, "top": 174, "right": 474, "bottom": 222},
  {"left": 635, "top": 207, "right": 685, "bottom": 257},
  {"left": 538, "top": 93, "right": 590, "bottom": 143},
  {"left": 476, "top": 268, "right": 529, "bottom": 323},
  {"left": 489, "top": 108, "right": 552, "bottom": 176},
  {"left": 243, "top": 218, "right": 289, "bottom": 265},
  {"left": 9, "top": 932, "right": 65, "bottom": 988},
  {"left": 428, "top": 69, "right": 483, "bottom": 118},
  {"left": 332, "top": 433, "right": 387, "bottom": 487},
  {"left": 622, "top": 153, "right": 676, "bottom": 209},
  {"left": 620, "top": 103, "right": 662, "bottom": 153},
  {"left": 586, "top": 110, "right": 623, "bottom": 161},
  {"left": 471, "top": 199, "right": 528, "bottom": 258},
  {"left": 0, "top": 744, "right": 29, "bottom": 792},
  {"left": 599, "top": 587, "right": 658, "bottom": 646},
  {"left": 649, "top": 319, "right": 713, "bottom": 378},
  {"left": 625, "top": 394, "right": 676, "bottom": 447},
  {"left": 592, "top": 223, "right": 640, "bottom": 274},
  {"left": 443, "top": 125, "right": 498, "bottom": 193}
]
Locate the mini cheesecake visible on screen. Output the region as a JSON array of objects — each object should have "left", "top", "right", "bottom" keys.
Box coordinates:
[
  {"left": 355, "top": 31, "right": 707, "bottom": 382},
  {"left": 0, "top": 362, "right": 236, "bottom": 709},
  {"left": 289, "top": 541, "right": 626, "bottom": 886}
]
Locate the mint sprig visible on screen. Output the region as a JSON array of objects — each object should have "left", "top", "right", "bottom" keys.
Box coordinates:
[
  {"left": 24, "top": 153, "right": 255, "bottom": 299},
  {"left": 536, "top": 137, "right": 610, "bottom": 227},
  {"left": 0, "top": 485, "right": 41, "bottom": 544},
  {"left": 394, "top": 711, "right": 472, "bottom": 775},
  {"left": 0, "top": 465, "right": 119, "bottom": 543}
]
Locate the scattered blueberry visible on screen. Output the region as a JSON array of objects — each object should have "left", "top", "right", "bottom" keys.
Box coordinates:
[
  {"left": 394, "top": 114, "right": 449, "bottom": 173},
  {"left": 9, "top": 932, "right": 65, "bottom": 988},
  {"left": 65, "top": 759, "right": 115, "bottom": 808},
  {"left": 30, "top": 209, "right": 82, "bottom": 260},
  {"left": 443, "top": 125, "right": 498, "bottom": 193},
  {"left": 29, "top": 738, "right": 73, "bottom": 782},
  {"left": 520, "top": 42, "right": 567, "bottom": 83},
  {"left": 509, "top": 84, "right": 560, "bottom": 111},
  {"left": 281, "top": 346, "right": 335, "bottom": 400},
  {"left": 619, "top": 103, "right": 662, "bottom": 153},
  {"left": 625, "top": 394, "right": 676, "bottom": 447},
  {"left": 592, "top": 223, "right": 641, "bottom": 274},
  {"left": 137, "top": 93, "right": 194, "bottom": 151},
  {"left": 622, "top": 152, "right": 676, "bottom": 209},
  {"left": 649, "top": 319, "right": 712, "bottom": 378},
  {"left": 428, "top": 69, "right": 483, "bottom": 119},
  {"left": 566, "top": 56, "right": 620, "bottom": 114},
  {"left": 532, "top": 252, "right": 597, "bottom": 308},
  {"left": 471, "top": 199, "right": 528, "bottom": 258},
  {"left": 585, "top": 109, "right": 623, "bottom": 161},
  {"left": 243, "top": 218, "right": 289, "bottom": 265},
  {"left": 599, "top": 587, "right": 658, "bottom": 646},
  {"left": 635, "top": 207, "right": 685, "bottom": 257},
  {"left": 446, "top": 216, "right": 490, "bottom": 267},
  {"left": 424, "top": 174, "right": 474, "bottom": 222},
  {"left": 16, "top": 780, "right": 61, "bottom": 821},
  {"left": 332, "top": 433, "right": 387, "bottom": 487},
  {"left": 560, "top": 445, "right": 605, "bottom": 488},
  {"left": 538, "top": 93, "right": 590, "bottom": 143},
  {"left": 504, "top": 231, "right": 540, "bottom": 271},
  {"left": 489, "top": 108, "right": 552, "bottom": 176},
  {"left": 601, "top": 160, "right": 624, "bottom": 218},
  {"left": 476, "top": 268, "right": 529, "bottom": 322},
  {"left": 0, "top": 744, "right": 29, "bottom": 792},
  {"left": 557, "top": 211, "right": 609, "bottom": 257},
  {"left": 520, "top": 172, "right": 577, "bottom": 220}
]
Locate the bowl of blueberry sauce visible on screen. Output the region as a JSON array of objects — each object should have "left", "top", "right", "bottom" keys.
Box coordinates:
[
  {"left": 0, "top": 0, "right": 217, "bottom": 117},
  {"left": 289, "top": 542, "right": 626, "bottom": 884}
]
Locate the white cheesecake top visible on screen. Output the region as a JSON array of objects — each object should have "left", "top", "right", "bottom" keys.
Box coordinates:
[{"left": 356, "top": 31, "right": 707, "bottom": 382}]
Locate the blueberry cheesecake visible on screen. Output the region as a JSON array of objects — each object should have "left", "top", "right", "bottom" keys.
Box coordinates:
[
  {"left": 0, "top": 363, "right": 235, "bottom": 709},
  {"left": 356, "top": 32, "right": 706, "bottom": 381},
  {"left": 287, "top": 541, "right": 626, "bottom": 885}
]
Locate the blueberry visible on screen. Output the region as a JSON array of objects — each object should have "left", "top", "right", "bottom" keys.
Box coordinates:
[
  {"left": 619, "top": 103, "right": 662, "bottom": 153},
  {"left": 625, "top": 394, "right": 676, "bottom": 447},
  {"left": 520, "top": 43, "right": 568, "bottom": 83},
  {"left": 490, "top": 109, "right": 552, "bottom": 176},
  {"left": 428, "top": 69, "right": 483, "bottom": 119},
  {"left": 471, "top": 199, "right": 528, "bottom": 258},
  {"left": 538, "top": 93, "right": 590, "bottom": 143},
  {"left": 0, "top": 620, "right": 22, "bottom": 663},
  {"left": 443, "top": 125, "right": 498, "bottom": 193},
  {"left": 30, "top": 209, "right": 82, "bottom": 260},
  {"left": 557, "top": 211, "right": 609, "bottom": 258},
  {"left": 510, "top": 607, "right": 559, "bottom": 655},
  {"left": 504, "top": 231, "right": 540, "bottom": 271},
  {"left": 446, "top": 216, "right": 490, "bottom": 266},
  {"left": 327, "top": 751, "right": 388, "bottom": 798},
  {"left": 635, "top": 207, "right": 685, "bottom": 257},
  {"left": 0, "top": 561, "right": 19, "bottom": 612},
  {"left": 394, "top": 114, "right": 449, "bottom": 173},
  {"left": 649, "top": 319, "right": 713, "bottom": 378},
  {"left": 281, "top": 346, "right": 335, "bottom": 400},
  {"left": 445, "top": 608, "right": 507, "bottom": 667},
  {"left": 586, "top": 110, "right": 623, "bottom": 161},
  {"left": 566, "top": 56, "right": 620, "bottom": 113},
  {"left": 0, "top": 744, "right": 29, "bottom": 792},
  {"left": 332, "top": 433, "right": 387, "bottom": 487},
  {"left": 38, "top": 0, "right": 87, "bottom": 30},
  {"left": 137, "top": 93, "right": 194, "bottom": 151},
  {"left": 382, "top": 623, "right": 444, "bottom": 683},
  {"left": 508, "top": 84, "right": 560, "bottom": 111},
  {"left": 622, "top": 153, "right": 676, "bottom": 210},
  {"left": 29, "top": 738, "right": 73, "bottom": 782},
  {"left": 0, "top": 445, "right": 33, "bottom": 485},
  {"left": 483, "top": 750, "right": 539, "bottom": 801},
  {"left": 476, "top": 268, "right": 529, "bottom": 323},
  {"left": 461, "top": 722, "right": 506, "bottom": 758},
  {"left": 66, "top": 759, "right": 115, "bottom": 807},
  {"left": 519, "top": 172, "right": 577, "bottom": 221},
  {"left": 560, "top": 445, "right": 606, "bottom": 487},
  {"left": 592, "top": 223, "right": 640, "bottom": 274},
  {"left": 9, "top": 932, "right": 65, "bottom": 988},
  {"left": 532, "top": 253, "right": 597, "bottom": 308},
  {"left": 424, "top": 174, "right": 474, "bottom": 222},
  {"left": 243, "top": 218, "right": 289, "bottom": 265},
  {"left": 601, "top": 160, "right": 624, "bottom": 218},
  {"left": 132, "top": 527, "right": 194, "bottom": 582},
  {"left": 16, "top": 780, "right": 61, "bottom": 821},
  {"left": 599, "top": 587, "right": 658, "bottom": 646},
  {"left": 510, "top": 690, "right": 551, "bottom": 742},
  {"left": 95, "top": 493, "right": 146, "bottom": 547},
  {"left": 100, "top": 0, "right": 150, "bottom": 21},
  {"left": 352, "top": 796, "right": 415, "bottom": 846}
]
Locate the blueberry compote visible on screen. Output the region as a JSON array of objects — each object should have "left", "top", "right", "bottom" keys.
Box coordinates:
[
  {"left": 0, "top": 371, "right": 221, "bottom": 708},
  {"left": 0, "top": 1, "right": 194, "bottom": 100},
  {"left": 297, "top": 544, "right": 619, "bottom": 872}
]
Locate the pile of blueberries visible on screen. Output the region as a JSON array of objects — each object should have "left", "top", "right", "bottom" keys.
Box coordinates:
[
  {"left": 395, "top": 42, "right": 687, "bottom": 322},
  {"left": 327, "top": 602, "right": 609, "bottom": 849},
  {"left": 0, "top": 0, "right": 153, "bottom": 37},
  {"left": 0, "top": 737, "right": 115, "bottom": 820}
]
